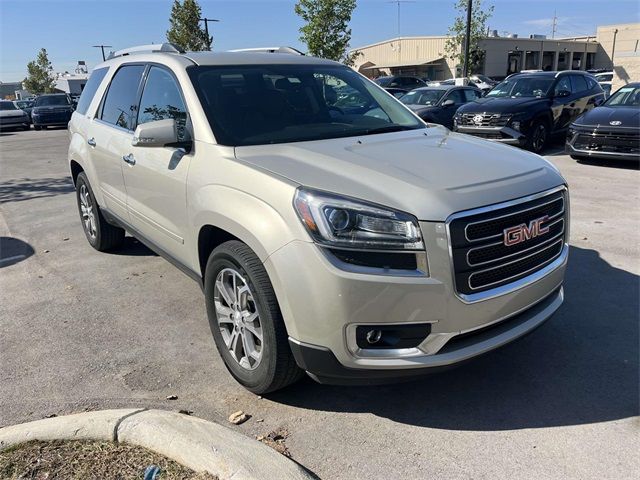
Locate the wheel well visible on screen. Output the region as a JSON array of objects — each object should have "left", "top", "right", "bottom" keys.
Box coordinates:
[
  {"left": 70, "top": 160, "right": 84, "bottom": 185},
  {"left": 198, "top": 225, "right": 240, "bottom": 277}
]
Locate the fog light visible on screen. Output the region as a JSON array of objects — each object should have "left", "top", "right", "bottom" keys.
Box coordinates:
[
  {"left": 365, "top": 329, "right": 382, "bottom": 344},
  {"left": 512, "top": 121, "right": 521, "bottom": 131}
]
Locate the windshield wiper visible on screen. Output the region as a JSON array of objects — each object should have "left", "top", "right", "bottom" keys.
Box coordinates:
[{"left": 360, "top": 125, "right": 420, "bottom": 135}]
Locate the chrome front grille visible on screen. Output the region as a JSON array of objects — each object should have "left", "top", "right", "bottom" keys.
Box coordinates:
[
  {"left": 459, "top": 113, "right": 511, "bottom": 127},
  {"left": 448, "top": 188, "right": 567, "bottom": 297}
]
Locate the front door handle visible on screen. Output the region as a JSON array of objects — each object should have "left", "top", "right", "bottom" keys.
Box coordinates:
[
  {"left": 87, "top": 137, "right": 96, "bottom": 147},
  {"left": 122, "top": 153, "right": 136, "bottom": 165}
]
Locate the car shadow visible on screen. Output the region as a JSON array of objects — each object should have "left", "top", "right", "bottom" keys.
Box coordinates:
[
  {"left": 0, "top": 176, "right": 75, "bottom": 203},
  {"left": 269, "top": 245, "right": 639, "bottom": 431},
  {"left": 0, "top": 237, "right": 34, "bottom": 267},
  {"left": 576, "top": 157, "right": 639, "bottom": 171},
  {"left": 108, "top": 237, "right": 158, "bottom": 257}
]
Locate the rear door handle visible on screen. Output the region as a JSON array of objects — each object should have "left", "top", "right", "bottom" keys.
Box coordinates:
[
  {"left": 87, "top": 137, "right": 96, "bottom": 147},
  {"left": 122, "top": 153, "right": 136, "bottom": 166}
]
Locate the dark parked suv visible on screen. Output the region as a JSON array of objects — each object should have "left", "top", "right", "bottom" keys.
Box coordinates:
[
  {"left": 454, "top": 71, "right": 604, "bottom": 153},
  {"left": 373, "top": 75, "right": 426, "bottom": 90},
  {"left": 31, "top": 94, "right": 74, "bottom": 130}
]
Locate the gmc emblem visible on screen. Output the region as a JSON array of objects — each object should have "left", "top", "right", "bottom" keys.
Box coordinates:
[{"left": 503, "top": 216, "right": 550, "bottom": 246}]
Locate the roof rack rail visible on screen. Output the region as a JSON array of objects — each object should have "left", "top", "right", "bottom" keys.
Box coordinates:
[
  {"left": 228, "top": 46, "right": 305, "bottom": 55},
  {"left": 107, "top": 43, "right": 185, "bottom": 60}
]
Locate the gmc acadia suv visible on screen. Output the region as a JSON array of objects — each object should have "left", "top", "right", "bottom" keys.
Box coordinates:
[
  {"left": 68, "top": 44, "right": 569, "bottom": 393},
  {"left": 454, "top": 71, "right": 604, "bottom": 153}
]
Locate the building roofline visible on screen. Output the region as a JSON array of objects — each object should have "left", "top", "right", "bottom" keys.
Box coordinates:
[{"left": 352, "top": 35, "right": 449, "bottom": 51}]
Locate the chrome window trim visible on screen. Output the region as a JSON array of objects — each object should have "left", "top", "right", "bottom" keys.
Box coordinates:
[{"left": 445, "top": 185, "right": 568, "bottom": 304}]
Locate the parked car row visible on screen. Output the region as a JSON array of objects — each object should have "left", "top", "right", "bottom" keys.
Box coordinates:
[{"left": 0, "top": 93, "right": 74, "bottom": 131}]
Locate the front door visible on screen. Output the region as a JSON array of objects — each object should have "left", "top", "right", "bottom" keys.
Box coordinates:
[
  {"left": 122, "top": 65, "right": 191, "bottom": 264},
  {"left": 87, "top": 64, "right": 146, "bottom": 221}
]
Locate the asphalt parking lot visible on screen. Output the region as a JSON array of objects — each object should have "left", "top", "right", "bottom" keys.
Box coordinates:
[{"left": 1, "top": 128, "right": 638, "bottom": 479}]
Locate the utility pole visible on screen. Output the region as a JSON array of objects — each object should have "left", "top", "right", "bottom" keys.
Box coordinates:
[
  {"left": 199, "top": 17, "right": 220, "bottom": 51},
  {"left": 387, "top": 1, "right": 414, "bottom": 37},
  {"left": 92, "top": 44, "right": 112, "bottom": 61},
  {"left": 462, "top": 0, "right": 473, "bottom": 78},
  {"left": 551, "top": 10, "right": 557, "bottom": 39}
]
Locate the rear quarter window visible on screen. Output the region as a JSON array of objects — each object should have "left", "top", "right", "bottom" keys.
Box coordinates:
[{"left": 76, "top": 67, "right": 109, "bottom": 115}]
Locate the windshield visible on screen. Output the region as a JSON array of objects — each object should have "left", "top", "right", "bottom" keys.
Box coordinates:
[
  {"left": 0, "top": 102, "right": 18, "bottom": 111},
  {"left": 400, "top": 90, "right": 445, "bottom": 106},
  {"left": 373, "top": 77, "right": 392, "bottom": 87},
  {"left": 604, "top": 86, "right": 640, "bottom": 107},
  {"left": 486, "top": 77, "right": 553, "bottom": 98},
  {"left": 35, "top": 95, "right": 70, "bottom": 106},
  {"left": 188, "top": 65, "right": 423, "bottom": 146}
]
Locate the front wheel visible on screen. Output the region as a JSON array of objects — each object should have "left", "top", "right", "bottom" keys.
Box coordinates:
[
  {"left": 204, "top": 241, "right": 303, "bottom": 394},
  {"left": 33, "top": 125, "right": 41, "bottom": 131},
  {"left": 526, "top": 120, "right": 548, "bottom": 154}
]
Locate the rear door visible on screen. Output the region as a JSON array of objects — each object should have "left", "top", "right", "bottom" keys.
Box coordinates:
[
  {"left": 551, "top": 75, "right": 574, "bottom": 132},
  {"left": 568, "top": 74, "right": 592, "bottom": 123},
  {"left": 87, "top": 64, "right": 145, "bottom": 221},
  {"left": 122, "top": 65, "right": 192, "bottom": 263}
]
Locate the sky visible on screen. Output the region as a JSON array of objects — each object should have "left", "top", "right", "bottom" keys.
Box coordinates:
[{"left": 1, "top": 0, "right": 638, "bottom": 81}]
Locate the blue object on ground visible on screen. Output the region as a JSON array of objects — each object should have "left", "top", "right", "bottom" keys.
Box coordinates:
[{"left": 144, "top": 465, "right": 161, "bottom": 480}]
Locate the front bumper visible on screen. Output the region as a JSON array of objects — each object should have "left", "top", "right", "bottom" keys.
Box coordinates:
[
  {"left": 0, "top": 117, "right": 29, "bottom": 129},
  {"left": 566, "top": 130, "right": 640, "bottom": 161},
  {"left": 32, "top": 111, "right": 72, "bottom": 126},
  {"left": 265, "top": 218, "right": 567, "bottom": 382},
  {"left": 455, "top": 125, "right": 526, "bottom": 146}
]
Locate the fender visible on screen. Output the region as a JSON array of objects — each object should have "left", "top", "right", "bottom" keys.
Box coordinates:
[{"left": 189, "top": 183, "right": 307, "bottom": 268}]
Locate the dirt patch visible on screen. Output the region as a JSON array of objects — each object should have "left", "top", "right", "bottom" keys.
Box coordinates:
[
  {"left": 257, "top": 428, "right": 291, "bottom": 458},
  {"left": 0, "top": 440, "right": 217, "bottom": 480}
]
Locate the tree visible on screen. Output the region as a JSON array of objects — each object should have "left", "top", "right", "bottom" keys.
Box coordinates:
[
  {"left": 166, "top": 0, "right": 211, "bottom": 51},
  {"left": 294, "top": 0, "right": 358, "bottom": 65},
  {"left": 444, "top": 0, "right": 494, "bottom": 76},
  {"left": 23, "top": 48, "right": 56, "bottom": 94}
]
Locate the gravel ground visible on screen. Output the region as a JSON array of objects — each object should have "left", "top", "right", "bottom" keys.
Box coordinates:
[{"left": 0, "top": 128, "right": 638, "bottom": 479}]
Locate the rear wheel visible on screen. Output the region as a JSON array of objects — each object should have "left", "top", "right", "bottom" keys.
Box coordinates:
[
  {"left": 527, "top": 120, "right": 548, "bottom": 154},
  {"left": 75, "top": 172, "right": 125, "bottom": 251},
  {"left": 204, "top": 240, "right": 303, "bottom": 394}
]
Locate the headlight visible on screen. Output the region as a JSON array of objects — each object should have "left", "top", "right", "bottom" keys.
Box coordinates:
[{"left": 293, "top": 188, "right": 424, "bottom": 250}]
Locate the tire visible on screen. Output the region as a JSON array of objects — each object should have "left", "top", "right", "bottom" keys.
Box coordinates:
[
  {"left": 33, "top": 125, "right": 41, "bottom": 131},
  {"left": 22, "top": 125, "right": 30, "bottom": 131},
  {"left": 570, "top": 154, "right": 585, "bottom": 160},
  {"left": 526, "top": 120, "right": 549, "bottom": 154},
  {"left": 75, "top": 172, "right": 125, "bottom": 251},
  {"left": 204, "top": 240, "right": 303, "bottom": 394}
]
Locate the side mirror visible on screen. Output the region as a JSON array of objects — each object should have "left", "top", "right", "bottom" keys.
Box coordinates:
[
  {"left": 132, "top": 118, "right": 178, "bottom": 147},
  {"left": 442, "top": 99, "right": 455, "bottom": 107},
  {"left": 555, "top": 89, "right": 571, "bottom": 98}
]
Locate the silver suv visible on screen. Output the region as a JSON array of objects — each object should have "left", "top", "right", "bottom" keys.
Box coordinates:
[{"left": 68, "top": 44, "right": 569, "bottom": 393}]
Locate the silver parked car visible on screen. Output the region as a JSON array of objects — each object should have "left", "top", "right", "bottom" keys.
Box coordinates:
[
  {"left": 0, "top": 101, "right": 30, "bottom": 131},
  {"left": 68, "top": 44, "right": 569, "bottom": 393}
]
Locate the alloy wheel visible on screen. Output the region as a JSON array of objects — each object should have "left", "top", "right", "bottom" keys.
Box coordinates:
[
  {"left": 79, "top": 184, "right": 97, "bottom": 239},
  {"left": 532, "top": 124, "right": 547, "bottom": 152},
  {"left": 214, "top": 268, "right": 263, "bottom": 371}
]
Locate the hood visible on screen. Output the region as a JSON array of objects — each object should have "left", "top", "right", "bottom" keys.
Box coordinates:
[
  {"left": 458, "top": 96, "right": 549, "bottom": 114},
  {"left": 574, "top": 105, "right": 640, "bottom": 129},
  {"left": 0, "top": 109, "right": 26, "bottom": 118},
  {"left": 234, "top": 127, "right": 565, "bottom": 221}
]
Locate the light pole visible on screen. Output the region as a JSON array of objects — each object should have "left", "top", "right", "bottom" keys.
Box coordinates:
[
  {"left": 462, "top": 0, "right": 473, "bottom": 78},
  {"left": 199, "top": 17, "right": 220, "bottom": 51},
  {"left": 92, "top": 45, "right": 112, "bottom": 61}
]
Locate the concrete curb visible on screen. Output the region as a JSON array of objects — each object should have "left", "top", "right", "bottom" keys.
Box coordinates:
[{"left": 0, "top": 409, "right": 316, "bottom": 480}]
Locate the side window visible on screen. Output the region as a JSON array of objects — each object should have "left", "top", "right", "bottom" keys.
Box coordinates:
[
  {"left": 138, "top": 66, "right": 188, "bottom": 141},
  {"left": 76, "top": 67, "right": 109, "bottom": 115},
  {"left": 570, "top": 75, "right": 588, "bottom": 93},
  {"left": 100, "top": 65, "right": 145, "bottom": 130},
  {"left": 554, "top": 76, "right": 572, "bottom": 96},
  {"left": 446, "top": 90, "right": 466, "bottom": 104},
  {"left": 463, "top": 89, "right": 481, "bottom": 102}
]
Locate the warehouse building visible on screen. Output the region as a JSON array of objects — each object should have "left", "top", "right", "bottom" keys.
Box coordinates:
[{"left": 352, "top": 22, "right": 638, "bottom": 84}]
